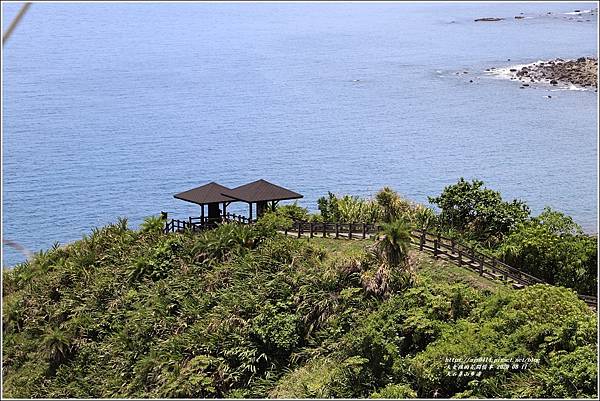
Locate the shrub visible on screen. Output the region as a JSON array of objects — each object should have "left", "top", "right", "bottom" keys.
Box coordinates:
[
  {"left": 370, "top": 383, "right": 417, "bottom": 398},
  {"left": 274, "top": 202, "right": 309, "bottom": 221},
  {"left": 428, "top": 178, "right": 530, "bottom": 246},
  {"left": 498, "top": 207, "right": 597, "bottom": 295}
]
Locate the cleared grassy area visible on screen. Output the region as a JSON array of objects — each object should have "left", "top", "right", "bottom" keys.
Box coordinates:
[
  {"left": 308, "top": 236, "right": 508, "bottom": 293},
  {"left": 303, "top": 236, "right": 374, "bottom": 260},
  {"left": 412, "top": 250, "right": 507, "bottom": 292}
]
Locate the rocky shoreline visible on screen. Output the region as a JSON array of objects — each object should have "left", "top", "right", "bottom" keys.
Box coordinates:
[{"left": 487, "top": 57, "right": 598, "bottom": 90}]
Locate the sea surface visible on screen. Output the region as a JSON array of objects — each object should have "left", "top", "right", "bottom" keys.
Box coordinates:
[{"left": 2, "top": 2, "right": 598, "bottom": 267}]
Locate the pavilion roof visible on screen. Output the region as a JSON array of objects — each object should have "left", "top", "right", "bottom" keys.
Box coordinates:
[
  {"left": 173, "top": 182, "right": 237, "bottom": 205},
  {"left": 224, "top": 179, "right": 303, "bottom": 203}
]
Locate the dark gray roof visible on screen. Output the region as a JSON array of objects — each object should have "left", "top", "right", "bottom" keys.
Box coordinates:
[
  {"left": 224, "top": 179, "right": 303, "bottom": 203},
  {"left": 174, "top": 182, "right": 237, "bottom": 205}
]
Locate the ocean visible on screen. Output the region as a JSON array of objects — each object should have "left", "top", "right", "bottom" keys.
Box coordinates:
[{"left": 2, "top": 2, "right": 598, "bottom": 267}]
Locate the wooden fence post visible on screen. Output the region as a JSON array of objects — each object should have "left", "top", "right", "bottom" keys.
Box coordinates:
[
  {"left": 323, "top": 222, "right": 327, "bottom": 238},
  {"left": 458, "top": 249, "right": 463, "bottom": 266},
  {"left": 433, "top": 239, "right": 439, "bottom": 259},
  {"left": 298, "top": 222, "right": 302, "bottom": 238},
  {"left": 335, "top": 223, "right": 339, "bottom": 238},
  {"left": 362, "top": 223, "right": 366, "bottom": 239},
  {"left": 348, "top": 223, "right": 353, "bottom": 240},
  {"left": 420, "top": 231, "right": 425, "bottom": 251},
  {"left": 309, "top": 222, "right": 314, "bottom": 238},
  {"left": 451, "top": 239, "right": 455, "bottom": 254},
  {"left": 479, "top": 255, "right": 484, "bottom": 276}
]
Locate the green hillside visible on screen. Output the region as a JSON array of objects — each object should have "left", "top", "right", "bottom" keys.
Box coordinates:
[{"left": 2, "top": 218, "right": 597, "bottom": 398}]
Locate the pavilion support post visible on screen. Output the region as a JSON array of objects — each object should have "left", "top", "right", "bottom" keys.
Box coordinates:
[
  {"left": 201, "top": 205, "right": 205, "bottom": 223},
  {"left": 222, "top": 202, "right": 227, "bottom": 221},
  {"left": 248, "top": 202, "right": 253, "bottom": 222}
]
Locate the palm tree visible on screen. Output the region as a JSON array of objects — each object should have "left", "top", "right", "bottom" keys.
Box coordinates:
[
  {"left": 376, "top": 219, "right": 412, "bottom": 268},
  {"left": 42, "top": 328, "right": 72, "bottom": 366},
  {"left": 363, "top": 219, "right": 415, "bottom": 297}
]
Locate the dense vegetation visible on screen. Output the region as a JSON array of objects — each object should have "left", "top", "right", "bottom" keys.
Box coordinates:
[
  {"left": 277, "top": 180, "right": 596, "bottom": 296},
  {"left": 2, "top": 209, "right": 598, "bottom": 398}
]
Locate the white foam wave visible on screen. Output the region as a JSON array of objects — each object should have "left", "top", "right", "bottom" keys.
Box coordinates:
[{"left": 564, "top": 9, "right": 592, "bottom": 15}]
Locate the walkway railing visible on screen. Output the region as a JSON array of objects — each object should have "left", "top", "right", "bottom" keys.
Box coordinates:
[
  {"left": 163, "top": 213, "right": 255, "bottom": 234},
  {"left": 162, "top": 216, "right": 597, "bottom": 309},
  {"left": 283, "top": 221, "right": 379, "bottom": 239},
  {"left": 282, "top": 222, "right": 597, "bottom": 309},
  {"left": 411, "top": 229, "right": 546, "bottom": 288}
]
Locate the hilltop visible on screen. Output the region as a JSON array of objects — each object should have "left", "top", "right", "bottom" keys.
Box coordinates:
[{"left": 2, "top": 217, "right": 597, "bottom": 398}]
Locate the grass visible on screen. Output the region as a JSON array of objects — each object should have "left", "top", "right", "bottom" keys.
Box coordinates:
[
  {"left": 303, "top": 236, "right": 375, "bottom": 260},
  {"left": 412, "top": 250, "right": 506, "bottom": 292},
  {"left": 310, "top": 236, "right": 508, "bottom": 293}
]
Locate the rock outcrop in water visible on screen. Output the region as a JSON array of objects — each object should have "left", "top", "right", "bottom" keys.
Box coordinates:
[
  {"left": 492, "top": 58, "right": 598, "bottom": 90},
  {"left": 518, "top": 58, "right": 597, "bottom": 87}
]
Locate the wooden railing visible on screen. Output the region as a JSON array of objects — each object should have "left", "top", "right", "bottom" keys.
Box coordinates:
[
  {"left": 411, "top": 229, "right": 546, "bottom": 287},
  {"left": 163, "top": 213, "right": 255, "bottom": 234},
  {"left": 162, "top": 216, "right": 596, "bottom": 309},
  {"left": 283, "top": 221, "right": 379, "bottom": 239},
  {"left": 222, "top": 212, "right": 254, "bottom": 225},
  {"left": 283, "top": 221, "right": 597, "bottom": 309}
]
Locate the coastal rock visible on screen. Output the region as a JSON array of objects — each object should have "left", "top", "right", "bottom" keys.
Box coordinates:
[
  {"left": 493, "top": 57, "right": 598, "bottom": 89},
  {"left": 474, "top": 17, "right": 504, "bottom": 22}
]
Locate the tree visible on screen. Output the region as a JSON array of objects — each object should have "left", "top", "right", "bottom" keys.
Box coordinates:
[
  {"left": 428, "top": 178, "right": 530, "bottom": 246},
  {"left": 498, "top": 207, "right": 597, "bottom": 295},
  {"left": 376, "top": 219, "right": 412, "bottom": 268},
  {"left": 274, "top": 202, "right": 309, "bottom": 221},
  {"left": 375, "top": 187, "right": 413, "bottom": 223}
]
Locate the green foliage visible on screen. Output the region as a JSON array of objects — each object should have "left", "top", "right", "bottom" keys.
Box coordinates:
[
  {"left": 274, "top": 202, "right": 309, "bottom": 221},
  {"left": 375, "top": 187, "right": 416, "bottom": 224},
  {"left": 317, "top": 192, "right": 380, "bottom": 223},
  {"left": 139, "top": 215, "right": 165, "bottom": 234},
  {"left": 255, "top": 211, "right": 293, "bottom": 233},
  {"left": 376, "top": 219, "right": 413, "bottom": 268},
  {"left": 429, "top": 178, "right": 530, "bottom": 246},
  {"left": 413, "top": 205, "right": 438, "bottom": 231},
  {"left": 409, "top": 285, "right": 596, "bottom": 398},
  {"left": 526, "top": 345, "right": 598, "bottom": 398},
  {"left": 498, "top": 208, "right": 597, "bottom": 295},
  {"left": 2, "top": 211, "right": 597, "bottom": 399},
  {"left": 316, "top": 187, "right": 421, "bottom": 225},
  {"left": 370, "top": 383, "right": 417, "bottom": 398}
]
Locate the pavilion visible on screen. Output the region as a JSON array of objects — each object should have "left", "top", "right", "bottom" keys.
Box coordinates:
[
  {"left": 225, "top": 179, "right": 303, "bottom": 220},
  {"left": 173, "top": 181, "right": 237, "bottom": 222},
  {"left": 173, "top": 179, "right": 303, "bottom": 222}
]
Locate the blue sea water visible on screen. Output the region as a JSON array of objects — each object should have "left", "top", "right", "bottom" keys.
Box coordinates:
[{"left": 2, "top": 2, "right": 598, "bottom": 267}]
